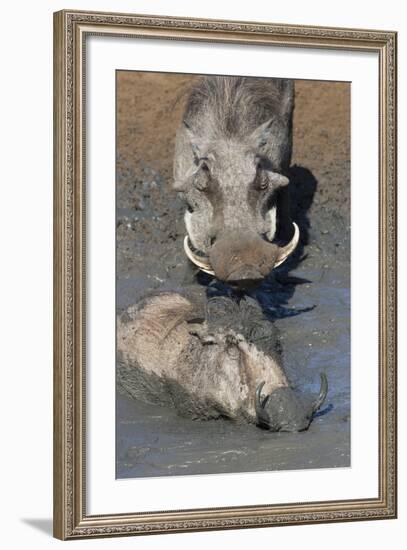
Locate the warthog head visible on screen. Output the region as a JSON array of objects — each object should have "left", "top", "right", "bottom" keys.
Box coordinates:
[
  {"left": 255, "top": 373, "right": 328, "bottom": 432},
  {"left": 174, "top": 76, "right": 297, "bottom": 288}
]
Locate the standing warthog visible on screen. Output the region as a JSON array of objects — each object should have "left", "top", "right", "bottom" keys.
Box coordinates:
[
  {"left": 117, "top": 292, "right": 328, "bottom": 432},
  {"left": 173, "top": 76, "right": 298, "bottom": 287}
]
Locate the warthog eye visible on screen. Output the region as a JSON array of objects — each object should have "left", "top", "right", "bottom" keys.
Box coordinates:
[
  {"left": 193, "top": 159, "right": 210, "bottom": 191},
  {"left": 255, "top": 171, "right": 269, "bottom": 191},
  {"left": 198, "top": 157, "right": 210, "bottom": 174},
  {"left": 255, "top": 159, "right": 270, "bottom": 191}
]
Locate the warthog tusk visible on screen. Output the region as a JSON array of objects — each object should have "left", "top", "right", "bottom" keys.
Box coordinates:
[
  {"left": 274, "top": 222, "right": 300, "bottom": 268},
  {"left": 183, "top": 236, "right": 215, "bottom": 275},
  {"left": 255, "top": 381, "right": 270, "bottom": 410},
  {"left": 255, "top": 381, "right": 272, "bottom": 429},
  {"left": 313, "top": 372, "right": 328, "bottom": 413}
]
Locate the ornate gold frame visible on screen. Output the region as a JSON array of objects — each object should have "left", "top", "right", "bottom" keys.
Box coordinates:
[{"left": 53, "top": 9, "right": 397, "bottom": 540}]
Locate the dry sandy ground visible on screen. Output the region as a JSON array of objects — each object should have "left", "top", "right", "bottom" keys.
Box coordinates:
[{"left": 116, "top": 72, "right": 350, "bottom": 478}]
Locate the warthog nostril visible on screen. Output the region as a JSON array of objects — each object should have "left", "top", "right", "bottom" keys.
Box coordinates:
[{"left": 209, "top": 236, "right": 216, "bottom": 246}]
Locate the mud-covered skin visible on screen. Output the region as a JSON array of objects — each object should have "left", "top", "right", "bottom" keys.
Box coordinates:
[
  {"left": 117, "top": 294, "right": 286, "bottom": 424},
  {"left": 117, "top": 294, "right": 327, "bottom": 430}
]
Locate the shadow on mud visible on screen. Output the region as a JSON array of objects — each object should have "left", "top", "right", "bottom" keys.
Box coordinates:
[{"left": 200, "top": 164, "right": 318, "bottom": 322}]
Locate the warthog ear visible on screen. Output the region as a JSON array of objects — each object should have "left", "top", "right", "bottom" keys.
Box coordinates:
[
  {"left": 183, "top": 120, "right": 208, "bottom": 159},
  {"left": 250, "top": 117, "right": 275, "bottom": 149}
]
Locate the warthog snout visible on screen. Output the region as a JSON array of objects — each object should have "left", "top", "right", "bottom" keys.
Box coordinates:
[
  {"left": 184, "top": 222, "right": 299, "bottom": 288},
  {"left": 255, "top": 373, "right": 328, "bottom": 432},
  {"left": 209, "top": 226, "right": 299, "bottom": 287}
]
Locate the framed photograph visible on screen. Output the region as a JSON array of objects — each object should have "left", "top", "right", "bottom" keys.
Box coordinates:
[{"left": 53, "top": 9, "right": 397, "bottom": 540}]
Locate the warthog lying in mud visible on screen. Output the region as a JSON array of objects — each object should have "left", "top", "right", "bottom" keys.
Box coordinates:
[
  {"left": 173, "top": 76, "right": 299, "bottom": 287},
  {"left": 117, "top": 292, "right": 328, "bottom": 432}
]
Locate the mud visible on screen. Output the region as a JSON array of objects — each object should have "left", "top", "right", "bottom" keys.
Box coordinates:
[{"left": 116, "top": 72, "right": 350, "bottom": 478}]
